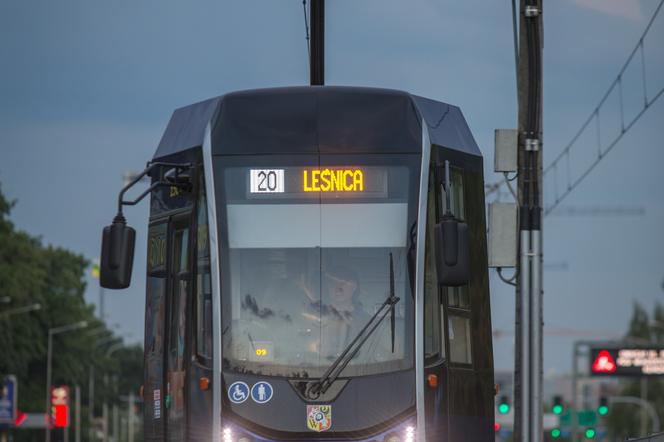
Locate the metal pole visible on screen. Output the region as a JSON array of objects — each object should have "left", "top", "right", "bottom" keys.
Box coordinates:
[
  {"left": 531, "top": 229, "right": 542, "bottom": 442},
  {"left": 309, "top": 0, "right": 324, "bottom": 85},
  {"left": 519, "top": 230, "right": 531, "bottom": 439},
  {"left": 128, "top": 392, "right": 134, "bottom": 442},
  {"left": 641, "top": 378, "right": 648, "bottom": 435},
  {"left": 64, "top": 405, "right": 69, "bottom": 442},
  {"left": 610, "top": 396, "right": 660, "bottom": 433},
  {"left": 103, "top": 374, "right": 108, "bottom": 442},
  {"left": 89, "top": 366, "right": 95, "bottom": 441},
  {"left": 112, "top": 404, "right": 118, "bottom": 442},
  {"left": 75, "top": 385, "right": 81, "bottom": 442},
  {"left": 46, "top": 330, "right": 53, "bottom": 442},
  {"left": 571, "top": 342, "right": 579, "bottom": 441},
  {"left": 99, "top": 286, "right": 105, "bottom": 320}
]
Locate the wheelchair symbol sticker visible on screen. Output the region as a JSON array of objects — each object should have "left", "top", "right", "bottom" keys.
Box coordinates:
[
  {"left": 228, "top": 382, "right": 249, "bottom": 404},
  {"left": 251, "top": 381, "right": 273, "bottom": 404}
]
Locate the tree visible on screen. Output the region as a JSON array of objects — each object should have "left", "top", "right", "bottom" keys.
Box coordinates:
[
  {"left": 0, "top": 184, "right": 143, "bottom": 441},
  {"left": 606, "top": 301, "right": 664, "bottom": 439}
]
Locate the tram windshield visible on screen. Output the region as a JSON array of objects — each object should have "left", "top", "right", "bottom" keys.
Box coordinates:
[{"left": 217, "top": 154, "right": 419, "bottom": 378}]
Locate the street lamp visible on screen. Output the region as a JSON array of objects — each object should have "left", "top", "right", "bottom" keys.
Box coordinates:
[
  {"left": 45, "top": 320, "right": 89, "bottom": 442},
  {"left": 0, "top": 303, "right": 41, "bottom": 318}
]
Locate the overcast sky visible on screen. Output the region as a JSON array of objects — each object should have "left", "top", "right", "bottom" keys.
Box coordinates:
[{"left": 1, "top": 0, "right": 663, "bottom": 374}]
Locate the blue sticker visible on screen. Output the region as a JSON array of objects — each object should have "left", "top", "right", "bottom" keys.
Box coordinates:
[
  {"left": 228, "top": 382, "right": 250, "bottom": 404},
  {"left": 251, "top": 381, "right": 273, "bottom": 404}
]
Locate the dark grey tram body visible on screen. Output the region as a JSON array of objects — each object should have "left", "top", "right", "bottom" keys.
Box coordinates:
[{"left": 140, "top": 86, "right": 494, "bottom": 441}]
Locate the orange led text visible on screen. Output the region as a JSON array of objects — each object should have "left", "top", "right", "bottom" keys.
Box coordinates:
[{"left": 303, "top": 168, "right": 364, "bottom": 192}]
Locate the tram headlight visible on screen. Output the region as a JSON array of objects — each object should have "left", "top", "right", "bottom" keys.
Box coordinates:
[
  {"left": 222, "top": 427, "right": 233, "bottom": 442},
  {"left": 222, "top": 427, "right": 253, "bottom": 442},
  {"left": 383, "top": 426, "right": 415, "bottom": 442}
]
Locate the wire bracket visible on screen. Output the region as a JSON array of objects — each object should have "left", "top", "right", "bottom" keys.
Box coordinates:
[
  {"left": 525, "top": 5, "right": 540, "bottom": 17},
  {"left": 525, "top": 138, "right": 540, "bottom": 151}
]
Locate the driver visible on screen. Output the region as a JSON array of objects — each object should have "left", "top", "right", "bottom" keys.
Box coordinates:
[{"left": 318, "top": 266, "right": 370, "bottom": 360}]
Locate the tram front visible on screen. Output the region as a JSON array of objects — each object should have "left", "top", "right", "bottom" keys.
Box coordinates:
[
  {"left": 100, "top": 86, "right": 494, "bottom": 442},
  {"left": 214, "top": 88, "right": 420, "bottom": 441}
]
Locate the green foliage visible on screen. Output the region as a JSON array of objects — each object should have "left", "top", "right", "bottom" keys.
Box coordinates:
[
  {"left": 0, "top": 184, "right": 143, "bottom": 435},
  {"left": 605, "top": 301, "right": 664, "bottom": 439}
]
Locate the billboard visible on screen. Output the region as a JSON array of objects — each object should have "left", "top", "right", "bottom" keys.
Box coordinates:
[{"left": 590, "top": 347, "right": 664, "bottom": 376}]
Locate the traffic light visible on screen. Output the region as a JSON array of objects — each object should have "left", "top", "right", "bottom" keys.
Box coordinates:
[
  {"left": 552, "top": 395, "right": 564, "bottom": 415},
  {"left": 598, "top": 396, "right": 609, "bottom": 416},
  {"left": 551, "top": 428, "right": 562, "bottom": 439},
  {"left": 498, "top": 395, "right": 510, "bottom": 414},
  {"left": 585, "top": 428, "right": 596, "bottom": 439}
]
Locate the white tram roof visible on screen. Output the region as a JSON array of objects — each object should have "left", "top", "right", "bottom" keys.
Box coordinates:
[{"left": 153, "top": 86, "right": 481, "bottom": 160}]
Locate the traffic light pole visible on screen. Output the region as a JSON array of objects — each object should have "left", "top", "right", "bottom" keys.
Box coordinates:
[{"left": 514, "top": 0, "right": 543, "bottom": 440}]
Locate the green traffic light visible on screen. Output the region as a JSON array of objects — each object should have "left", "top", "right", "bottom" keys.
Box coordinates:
[
  {"left": 551, "top": 428, "right": 561, "bottom": 438},
  {"left": 585, "top": 428, "right": 596, "bottom": 439},
  {"left": 598, "top": 405, "right": 609, "bottom": 415},
  {"left": 498, "top": 403, "right": 510, "bottom": 414},
  {"left": 552, "top": 404, "right": 563, "bottom": 415}
]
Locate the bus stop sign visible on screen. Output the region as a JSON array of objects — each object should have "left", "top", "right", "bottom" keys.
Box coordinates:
[
  {"left": 590, "top": 347, "right": 664, "bottom": 376},
  {"left": 0, "top": 375, "right": 18, "bottom": 425}
]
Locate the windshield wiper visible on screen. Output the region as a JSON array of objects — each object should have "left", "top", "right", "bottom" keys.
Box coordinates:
[{"left": 307, "top": 253, "right": 400, "bottom": 399}]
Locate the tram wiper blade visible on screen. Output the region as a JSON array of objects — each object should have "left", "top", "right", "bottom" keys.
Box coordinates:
[{"left": 307, "top": 254, "right": 400, "bottom": 399}]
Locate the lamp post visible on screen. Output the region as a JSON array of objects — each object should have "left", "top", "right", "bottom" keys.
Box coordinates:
[
  {"left": 89, "top": 334, "right": 123, "bottom": 442},
  {"left": 0, "top": 303, "right": 41, "bottom": 318},
  {"left": 45, "top": 320, "right": 89, "bottom": 442}
]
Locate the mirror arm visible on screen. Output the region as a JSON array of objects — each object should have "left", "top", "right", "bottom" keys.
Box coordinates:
[{"left": 115, "top": 161, "right": 192, "bottom": 217}]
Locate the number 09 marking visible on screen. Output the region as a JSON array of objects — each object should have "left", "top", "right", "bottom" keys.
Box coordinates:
[{"left": 250, "top": 169, "right": 285, "bottom": 193}]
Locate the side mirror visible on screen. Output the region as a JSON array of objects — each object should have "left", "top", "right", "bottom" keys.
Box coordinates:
[
  {"left": 100, "top": 216, "right": 136, "bottom": 289},
  {"left": 435, "top": 216, "right": 470, "bottom": 287}
]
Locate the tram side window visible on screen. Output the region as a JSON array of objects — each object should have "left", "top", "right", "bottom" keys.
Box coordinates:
[
  {"left": 146, "top": 223, "right": 167, "bottom": 356},
  {"left": 196, "top": 183, "right": 213, "bottom": 362},
  {"left": 424, "top": 173, "right": 444, "bottom": 362},
  {"left": 169, "top": 228, "right": 189, "bottom": 369},
  {"left": 441, "top": 167, "right": 472, "bottom": 365}
]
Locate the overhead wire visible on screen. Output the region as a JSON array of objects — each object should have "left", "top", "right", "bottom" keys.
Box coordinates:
[
  {"left": 487, "top": 0, "right": 664, "bottom": 216},
  {"left": 302, "top": 0, "right": 311, "bottom": 63}
]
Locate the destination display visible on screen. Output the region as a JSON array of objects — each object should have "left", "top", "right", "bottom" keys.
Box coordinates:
[
  {"left": 248, "top": 167, "right": 387, "bottom": 198},
  {"left": 590, "top": 347, "right": 664, "bottom": 377}
]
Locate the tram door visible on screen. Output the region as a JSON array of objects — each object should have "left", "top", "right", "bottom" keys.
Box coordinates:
[{"left": 165, "top": 219, "right": 191, "bottom": 441}]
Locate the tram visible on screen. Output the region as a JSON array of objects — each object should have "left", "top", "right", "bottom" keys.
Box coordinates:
[{"left": 100, "top": 86, "right": 495, "bottom": 441}]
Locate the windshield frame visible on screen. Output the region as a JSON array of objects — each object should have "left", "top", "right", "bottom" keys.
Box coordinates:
[{"left": 215, "top": 153, "right": 421, "bottom": 378}]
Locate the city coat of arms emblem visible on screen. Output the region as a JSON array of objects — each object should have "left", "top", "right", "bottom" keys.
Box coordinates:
[{"left": 307, "top": 405, "right": 332, "bottom": 432}]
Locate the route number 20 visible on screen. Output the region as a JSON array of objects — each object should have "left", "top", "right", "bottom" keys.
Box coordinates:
[{"left": 250, "top": 169, "right": 284, "bottom": 193}]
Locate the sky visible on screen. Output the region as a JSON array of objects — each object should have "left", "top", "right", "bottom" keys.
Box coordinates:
[{"left": 1, "top": 0, "right": 663, "bottom": 374}]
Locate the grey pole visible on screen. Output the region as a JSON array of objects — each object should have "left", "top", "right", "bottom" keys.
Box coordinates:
[
  {"left": 112, "top": 404, "right": 118, "bottom": 442},
  {"left": 641, "top": 378, "right": 648, "bottom": 436},
  {"left": 531, "top": 229, "right": 543, "bottom": 442},
  {"left": 0, "top": 303, "right": 41, "bottom": 318},
  {"left": 99, "top": 285, "right": 105, "bottom": 320},
  {"left": 571, "top": 341, "right": 579, "bottom": 441},
  {"left": 128, "top": 392, "right": 135, "bottom": 442},
  {"left": 89, "top": 366, "right": 95, "bottom": 441},
  {"left": 46, "top": 321, "right": 88, "bottom": 442},
  {"left": 519, "top": 230, "right": 531, "bottom": 438},
  {"left": 46, "top": 329, "right": 54, "bottom": 442},
  {"left": 103, "top": 374, "right": 109, "bottom": 442},
  {"left": 611, "top": 396, "right": 660, "bottom": 433},
  {"left": 75, "top": 385, "right": 81, "bottom": 442},
  {"left": 64, "top": 408, "right": 69, "bottom": 442}
]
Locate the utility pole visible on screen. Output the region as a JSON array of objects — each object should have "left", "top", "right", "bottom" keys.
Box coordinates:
[
  {"left": 309, "top": 0, "right": 324, "bottom": 86},
  {"left": 514, "top": 0, "right": 543, "bottom": 441}
]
